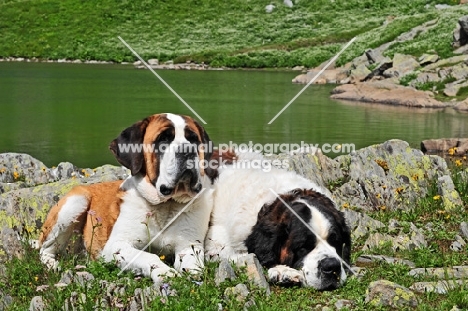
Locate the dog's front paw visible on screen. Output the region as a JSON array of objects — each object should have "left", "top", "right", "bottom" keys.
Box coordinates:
[
  {"left": 150, "top": 265, "right": 179, "bottom": 284},
  {"left": 268, "top": 265, "right": 304, "bottom": 285},
  {"left": 40, "top": 252, "right": 60, "bottom": 271}
]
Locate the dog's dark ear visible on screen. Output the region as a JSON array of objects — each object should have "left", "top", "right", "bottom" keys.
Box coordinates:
[
  {"left": 340, "top": 217, "right": 352, "bottom": 266},
  {"left": 109, "top": 118, "right": 149, "bottom": 175},
  {"left": 193, "top": 120, "right": 213, "bottom": 176}
]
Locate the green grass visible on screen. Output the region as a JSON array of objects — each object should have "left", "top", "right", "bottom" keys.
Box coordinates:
[
  {"left": 1, "top": 163, "right": 467, "bottom": 310},
  {"left": 0, "top": 0, "right": 466, "bottom": 68}
]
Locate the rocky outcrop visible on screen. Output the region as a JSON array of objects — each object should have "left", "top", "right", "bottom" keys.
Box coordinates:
[
  {"left": 365, "top": 280, "right": 418, "bottom": 308},
  {"left": 293, "top": 16, "right": 468, "bottom": 108},
  {"left": 330, "top": 80, "right": 447, "bottom": 108},
  {"left": 421, "top": 138, "right": 468, "bottom": 155}
]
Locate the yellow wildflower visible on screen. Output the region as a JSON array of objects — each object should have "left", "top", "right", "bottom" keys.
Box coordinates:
[
  {"left": 34, "top": 276, "right": 39, "bottom": 282},
  {"left": 160, "top": 255, "right": 165, "bottom": 261},
  {"left": 342, "top": 202, "right": 350, "bottom": 209},
  {"left": 448, "top": 147, "right": 457, "bottom": 156},
  {"left": 455, "top": 159, "right": 462, "bottom": 167},
  {"left": 445, "top": 214, "right": 451, "bottom": 220},
  {"left": 376, "top": 193, "right": 381, "bottom": 199},
  {"left": 379, "top": 205, "right": 386, "bottom": 211},
  {"left": 433, "top": 195, "right": 441, "bottom": 200},
  {"left": 395, "top": 187, "right": 404, "bottom": 194},
  {"left": 13, "top": 171, "right": 19, "bottom": 180}
]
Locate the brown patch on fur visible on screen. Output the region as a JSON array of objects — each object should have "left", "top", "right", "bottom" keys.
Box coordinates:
[
  {"left": 204, "top": 149, "right": 237, "bottom": 181},
  {"left": 182, "top": 115, "right": 213, "bottom": 176},
  {"left": 39, "top": 181, "right": 124, "bottom": 259},
  {"left": 142, "top": 114, "right": 172, "bottom": 183}
]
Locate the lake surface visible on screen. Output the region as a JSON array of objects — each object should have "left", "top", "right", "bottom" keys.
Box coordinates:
[{"left": 1, "top": 62, "right": 467, "bottom": 168}]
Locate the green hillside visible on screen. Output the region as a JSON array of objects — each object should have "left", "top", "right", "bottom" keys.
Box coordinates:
[{"left": 0, "top": 0, "right": 463, "bottom": 67}]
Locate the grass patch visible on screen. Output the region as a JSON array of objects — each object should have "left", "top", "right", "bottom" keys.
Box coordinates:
[{"left": 0, "top": 0, "right": 467, "bottom": 67}]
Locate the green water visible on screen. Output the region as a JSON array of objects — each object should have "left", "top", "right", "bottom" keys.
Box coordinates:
[{"left": 1, "top": 62, "right": 467, "bottom": 168}]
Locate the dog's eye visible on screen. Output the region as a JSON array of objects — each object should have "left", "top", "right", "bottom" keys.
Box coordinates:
[
  {"left": 185, "top": 129, "right": 199, "bottom": 144},
  {"left": 157, "top": 129, "right": 174, "bottom": 143}
]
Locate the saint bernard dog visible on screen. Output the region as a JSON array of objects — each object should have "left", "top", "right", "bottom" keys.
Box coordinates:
[
  {"left": 205, "top": 152, "right": 351, "bottom": 291},
  {"left": 39, "top": 113, "right": 214, "bottom": 283}
]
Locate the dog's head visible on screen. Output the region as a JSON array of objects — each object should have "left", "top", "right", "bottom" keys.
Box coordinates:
[
  {"left": 246, "top": 188, "right": 351, "bottom": 290},
  {"left": 109, "top": 113, "right": 212, "bottom": 203}
]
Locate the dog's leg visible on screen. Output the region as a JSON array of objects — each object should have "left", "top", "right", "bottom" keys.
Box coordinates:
[
  {"left": 39, "top": 193, "right": 89, "bottom": 269},
  {"left": 102, "top": 242, "right": 177, "bottom": 284},
  {"left": 174, "top": 243, "right": 205, "bottom": 274}
]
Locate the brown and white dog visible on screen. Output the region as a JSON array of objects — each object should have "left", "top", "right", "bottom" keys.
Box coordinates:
[{"left": 39, "top": 113, "right": 214, "bottom": 283}]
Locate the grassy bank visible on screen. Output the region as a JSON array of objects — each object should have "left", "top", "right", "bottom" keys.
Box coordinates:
[{"left": 0, "top": 0, "right": 464, "bottom": 68}]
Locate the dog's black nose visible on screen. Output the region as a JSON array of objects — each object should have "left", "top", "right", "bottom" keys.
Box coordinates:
[
  {"left": 160, "top": 185, "right": 174, "bottom": 196},
  {"left": 319, "top": 257, "right": 341, "bottom": 275}
]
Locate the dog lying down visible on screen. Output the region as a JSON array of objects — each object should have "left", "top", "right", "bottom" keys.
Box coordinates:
[
  {"left": 205, "top": 151, "right": 351, "bottom": 290},
  {"left": 38, "top": 113, "right": 215, "bottom": 284}
]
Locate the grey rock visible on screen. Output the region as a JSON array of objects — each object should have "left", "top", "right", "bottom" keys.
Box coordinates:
[
  {"left": 352, "top": 54, "right": 369, "bottom": 69},
  {"left": 269, "top": 149, "right": 344, "bottom": 191},
  {"left": 0, "top": 181, "right": 27, "bottom": 194},
  {"left": 335, "top": 299, "right": 354, "bottom": 310},
  {"left": 51, "top": 162, "right": 79, "bottom": 180},
  {"left": 0, "top": 153, "right": 55, "bottom": 186},
  {"left": 383, "top": 53, "right": 419, "bottom": 78},
  {"left": 333, "top": 140, "right": 452, "bottom": 212},
  {"left": 356, "top": 254, "right": 415, "bottom": 268},
  {"left": 362, "top": 228, "right": 427, "bottom": 252},
  {"left": 59, "top": 270, "right": 74, "bottom": 285},
  {"left": 424, "top": 55, "right": 468, "bottom": 71},
  {"left": 438, "top": 175, "right": 463, "bottom": 209},
  {"left": 349, "top": 64, "right": 371, "bottom": 83},
  {"left": 410, "top": 280, "right": 465, "bottom": 294},
  {"left": 421, "top": 138, "right": 468, "bottom": 154},
  {"left": 74, "top": 271, "right": 95, "bottom": 287},
  {"left": 455, "top": 15, "right": 468, "bottom": 48},
  {"left": 454, "top": 44, "right": 468, "bottom": 54},
  {"left": 460, "top": 222, "right": 468, "bottom": 239},
  {"left": 409, "top": 266, "right": 468, "bottom": 279},
  {"left": 147, "top": 59, "right": 159, "bottom": 66},
  {"left": 342, "top": 209, "right": 384, "bottom": 239},
  {"left": 215, "top": 259, "right": 236, "bottom": 285},
  {"left": 418, "top": 54, "right": 439, "bottom": 66},
  {"left": 0, "top": 228, "right": 24, "bottom": 261},
  {"left": 450, "top": 63, "right": 468, "bottom": 80},
  {"left": 265, "top": 4, "right": 275, "bottom": 13},
  {"left": 409, "top": 72, "right": 440, "bottom": 88},
  {"left": 450, "top": 235, "right": 466, "bottom": 252},
  {"left": 29, "top": 296, "right": 45, "bottom": 311},
  {"left": 235, "top": 254, "right": 270, "bottom": 295},
  {"left": 0, "top": 289, "right": 13, "bottom": 311},
  {"left": 224, "top": 283, "right": 250, "bottom": 302},
  {"left": 395, "top": 19, "right": 438, "bottom": 43},
  {"left": 388, "top": 219, "right": 401, "bottom": 233},
  {"left": 365, "top": 280, "right": 418, "bottom": 308}
]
